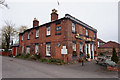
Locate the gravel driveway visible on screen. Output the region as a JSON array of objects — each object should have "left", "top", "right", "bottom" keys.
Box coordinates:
[{"left": 2, "top": 56, "right": 118, "bottom": 78}]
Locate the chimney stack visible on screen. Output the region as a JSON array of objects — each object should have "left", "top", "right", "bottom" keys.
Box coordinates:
[
  {"left": 51, "top": 9, "right": 58, "bottom": 21},
  {"left": 33, "top": 18, "right": 39, "bottom": 27}
]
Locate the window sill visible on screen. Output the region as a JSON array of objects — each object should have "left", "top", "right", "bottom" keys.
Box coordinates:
[
  {"left": 72, "top": 31, "right": 77, "bottom": 34},
  {"left": 46, "top": 35, "right": 51, "bottom": 37},
  {"left": 55, "top": 33, "right": 61, "bottom": 35},
  {"left": 35, "top": 37, "right": 39, "bottom": 39},
  {"left": 45, "top": 56, "right": 51, "bottom": 57}
]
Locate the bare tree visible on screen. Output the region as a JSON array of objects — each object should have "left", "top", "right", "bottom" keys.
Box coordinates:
[
  {"left": 1, "top": 21, "right": 16, "bottom": 51},
  {"left": 18, "top": 25, "right": 28, "bottom": 33},
  {"left": 0, "top": 0, "right": 9, "bottom": 8}
]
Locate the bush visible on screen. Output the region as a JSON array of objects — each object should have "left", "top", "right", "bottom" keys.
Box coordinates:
[
  {"left": 30, "top": 54, "right": 40, "bottom": 60},
  {"left": 111, "top": 48, "right": 119, "bottom": 63},
  {"left": 24, "top": 53, "right": 30, "bottom": 58},
  {"left": 99, "top": 53, "right": 104, "bottom": 56},
  {"left": 40, "top": 59, "right": 48, "bottom": 62},
  {"left": 48, "top": 58, "right": 63, "bottom": 64},
  {"left": 16, "top": 54, "right": 24, "bottom": 58},
  {"left": 8, "top": 54, "right": 13, "bottom": 57}
]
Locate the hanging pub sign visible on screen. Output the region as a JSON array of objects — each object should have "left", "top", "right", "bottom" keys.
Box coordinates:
[{"left": 75, "top": 34, "right": 82, "bottom": 40}]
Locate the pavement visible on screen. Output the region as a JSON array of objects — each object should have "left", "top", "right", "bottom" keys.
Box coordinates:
[{"left": 2, "top": 56, "right": 118, "bottom": 78}]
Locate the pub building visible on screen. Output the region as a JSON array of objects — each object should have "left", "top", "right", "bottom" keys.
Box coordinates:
[{"left": 19, "top": 9, "right": 97, "bottom": 62}]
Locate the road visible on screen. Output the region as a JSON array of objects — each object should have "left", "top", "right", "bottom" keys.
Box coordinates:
[{"left": 2, "top": 56, "right": 118, "bottom": 78}]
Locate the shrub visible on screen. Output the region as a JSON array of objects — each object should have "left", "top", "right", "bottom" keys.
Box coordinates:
[
  {"left": 86, "top": 53, "right": 90, "bottom": 58},
  {"left": 99, "top": 53, "right": 104, "bottom": 56},
  {"left": 24, "top": 53, "right": 30, "bottom": 58},
  {"left": 8, "top": 54, "right": 13, "bottom": 57},
  {"left": 111, "top": 48, "right": 119, "bottom": 63},
  {"left": 30, "top": 54, "right": 40, "bottom": 60},
  {"left": 48, "top": 58, "right": 63, "bottom": 64},
  {"left": 40, "top": 59, "right": 48, "bottom": 62}
]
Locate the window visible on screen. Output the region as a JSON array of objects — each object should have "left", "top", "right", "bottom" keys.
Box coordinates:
[
  {"left": 72, "top": 42, "right": 76, "bottom": 51},
  {"left": 80, "top": 43, "right": 83, "bottom": 52},
  {"left": 22, "top": 46, "right": 24, "bottom": 53},
  {"left": 46, "top": 26, "right": 50, "bottom": 36},
  {"left": 86, "top": 29, "right": 88, "bottom": 36},
  {"left": 72, "top": 23, "right": 75, "bottom": 33},
  {"left": 46, "top": 43, "right": 51, "bottom": 56},
  {"left": 35, "top": 44, "right": 39, "bottom": 55},
  {"left": 36, "top": 29, "right": 39, "bottom": 38},
  {"left": 56, "top": 26, "right": 61, "bottom": 31},
  {"left": 21, "top": 35, "right": 23, "bottom": 40},
  {"left": 26, "top": 47, "right": 30, "bottom": 54},
  {"left": 28, "top": 32, "right": 30, "bottom": 39}
]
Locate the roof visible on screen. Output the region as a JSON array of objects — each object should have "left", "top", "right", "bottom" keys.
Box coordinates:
[
  {"left": 20, "top": 14, "right": 97, "bottom": 35},
  {"left": 97, "top": 38, "right": 106, "bottom": 43},
  {"left": 99, "top": 41, "right": 120, "bottom": 48}
]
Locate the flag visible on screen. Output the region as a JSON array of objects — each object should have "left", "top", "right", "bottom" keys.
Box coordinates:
[{"left": 57, "top": 0, "right": 59, "bottom": 6}]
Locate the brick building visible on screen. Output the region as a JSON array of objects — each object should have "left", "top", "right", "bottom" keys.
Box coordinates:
[
  {"left": 98, "top": 41, "right": 120, "bottom": 56},
  {"left": 19, "top": 9, "right": 97, "bottom": 62}
]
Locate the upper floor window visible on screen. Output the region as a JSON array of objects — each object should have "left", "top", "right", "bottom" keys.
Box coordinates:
[
  {"left": 36, "top": 29, "right": 39, "bottom": 38},
  {"left": 72, "top": 23, "right": 75, "bottom": 33},
  {"left": 46, "top": 26, "right": 50, "bottom": 36},
  {"left": 56, "top": 26, "right": 61, "bottom": 31},
  {"left": 21, "top": 35, "right": 23, "bottom": 41},
  {"left": 28, "top": 32, "right": 30, "bottom": 39},
  {"left": 86, "top": 29, "right": 88, "bottom": 36}
]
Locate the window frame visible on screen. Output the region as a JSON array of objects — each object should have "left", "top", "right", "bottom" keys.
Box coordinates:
[
  {"left": 72, "top": 23, "right": 75, "bottom": 33},
  {"left": 86, "top": 29, "right": 88, "bottom": 36},
  {"left": 35, "top": 44, "right": 39, "bottom": 55},
  {"left": 46, "top": 43, "right": 51, "bottom": 56},
  {"left": 36, "top": 29, "right": 39, "bottom": 38},
  {"left": 46, "top": 26, "right": 51, "bottom": 36},
  {"left": 28, "top": 31, "right": 30, "bottom": 40},
  {"left": 26, "top": 46, "right": 30, "bottom": 54}
]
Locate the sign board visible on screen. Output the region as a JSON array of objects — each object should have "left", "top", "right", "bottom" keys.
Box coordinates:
[{"left": 61, "top": 46, "right": 67, "bottom": 54}]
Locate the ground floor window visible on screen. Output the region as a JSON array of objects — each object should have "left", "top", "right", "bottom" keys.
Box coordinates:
[
  {"left": 26, "top": 46, "right": 30, "bottom": 54},
  {"left": 72, "top": 42, "right": 77, "bottom": 57},
  {"left": 80, "top": 42, "right": 83, "bottom": 52},
  {"left": 46, "top": 43, "right": 51, "bottom": 56},
  {"left": 35, "top": 44, "right": 39, "bottom": 55}
]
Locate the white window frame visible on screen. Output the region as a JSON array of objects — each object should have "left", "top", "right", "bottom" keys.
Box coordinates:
[
  {"left": 86, "top": 29, "right": 88, "bottom": 36},
  {"left": 21, "top": 35, "right": 23, "bottom": 40},
  {"left": 36, "top": 29, "right": 39, "bottom": 38},
  {"left": 72, "top": 42, "right": 76, "bottom": 51},
  {"left": 46, "top": 26, "right": 50, "bottom": 36},
  {"left": 46, "top": 44, "right": 51, "bottom": 56},
  {"left": 35, "top": 44, "right": 39, "bottom": 55},
  {"left": 26, "top": 47, "right": 30, "bottom": 54},
  {"left": 72, "top": 23, "right": 75, "bottom": 33},
  {"left": 28, "top": 32, "right": 30, "bottom": 39},
  {"left": 80, "top": 43, "right": 83, "bottom": 52}
]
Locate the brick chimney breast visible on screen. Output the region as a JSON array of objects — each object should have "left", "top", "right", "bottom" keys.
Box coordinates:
[
  {"left": 33, "top": 18, "right": 39, "bottom": 27},
  {"left": 51, "top": 9, "right": 58, "bottom": 21}
]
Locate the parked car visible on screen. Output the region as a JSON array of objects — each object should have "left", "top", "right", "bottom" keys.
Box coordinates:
[{"left": 96, "top": 55, "right": 115, "bottom": 66}]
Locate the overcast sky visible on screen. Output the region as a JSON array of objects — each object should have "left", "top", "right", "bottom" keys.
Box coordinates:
[{"left": 0, "top": 0, "right": 119, "bottom": 43}]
